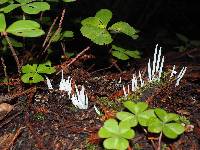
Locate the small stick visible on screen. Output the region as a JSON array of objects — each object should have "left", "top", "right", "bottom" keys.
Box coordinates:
[
  {"left": 2, "top": 32, "right": 21, "bottom": 74},
  {"left": 157, "top": 131, "right": 163, "bottom": 150},
  {"left": 1, "top": 57, "right": 10, "bottom": 92}
]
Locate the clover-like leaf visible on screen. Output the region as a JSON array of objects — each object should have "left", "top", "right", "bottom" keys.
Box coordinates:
[
  {"left": 0, "top": 0, "right": 9, "bottom": 4},
  {"left": 0, "top": 13, "right": 6, "bottom": 32},
  {"left": 6, "top": 20, "right": 45, "bottom": 37},
  {"left": 21, "top": 72, "right": 44, "bottom": 83},
  {"left": 95, "top": 9, "right": 112, "bottom": 27},
  {"left": 0, "top": 4, "right": 21, "bottom": 13},
  {"left": 21, "top": 2, "right": 50, "bottom": 14},
  {"left": 36, "top": 61, "right": 56, "bottom": 74},
  {"left": 80, "top": 25, "right": 112, "bottom": 45},
  {"left": 81, "top": 17, "right": 102, "bottom": 27},
  {"left": 109, "top": 21, "right": 138, "bottom": 39},
  {"left": 124, "top": 50, "right": 141, "bottom": 59},
  {"left": 116, "top": 111, "right": 137, "bottom": 128},
  {"left": 163, "top": 123, "right": 185, "bottom": 139},
  {"left": 147, "top": 117, "right": 163, "bottom": 133},
  {"left": 62, "top": 30, "right": 74, "bottom": 38},
  {"left": 15, "top": 0, "right": 34, "bottom": 4},
  {"left": 154, "top": 108, "right": 168, "bottom": 122}
]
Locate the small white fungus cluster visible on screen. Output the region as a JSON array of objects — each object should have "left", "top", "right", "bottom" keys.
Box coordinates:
[{"left": 45, "top": 70, "right": 88, "bottom": 109}]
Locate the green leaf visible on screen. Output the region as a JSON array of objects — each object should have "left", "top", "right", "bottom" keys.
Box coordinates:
[
  {"left": 2, "top": 37, "right": 23, "bottom": 47},
  {"left": 112, "top": 45, "right": 126, "bottom": 52},
  {"left": 112, "top": 51, "right": 129, "bottom": 60},
  {"left": 50, "top": 30, "right": 62, "bottom": 42},
  {"left": 95, "top": 9, "right": 112, "bottom": 27},
  {"left": 0, "top": 0, "right": 9, "bottom": 4},
  {"left": 80, "top": 25, "right": 112, "bottom": 45},
  {"left": 116, "top": 111, "right": 137, "bottom": 127},
  {"left": 176, "top": 33, "right": 189, "bottom": 43},
  {"left": 15, "top": 0, "right": 34, "bottom": 4},
  {"left": 103, "top": 137, "right": 129, "bottom": 150},
  {"left": 109, "top": 21, "right": 138, "bottom": 39},
  {"left": 154, "top": 108, "right": 167, "bottom": 122},
  {"left": 138, "top": 109, "right": 156, "bottom": 126},
  {"left": 148, "top": 117, "right": 163, "bottom": 133},
  {"left": 21, "top": 2, "right": 50, "bottom": 14},
  {"left": 61, "top": 30, "right": 74, "bottom": 38},
  {"left": 0, "top": 4, "right": 20, "bottom": 13},
  {"left": 63, "top": 0, "right": 76, "bottom": 2},
  {"left": 124, "top": 50, "right": 141, "bottom": 59},
  {"left": 22, "top": 64, "right": 37, "bottom": 73},
  {"left": 164, "top": 113, "right": 179, "bottom": 123},
  {"left": 6, "top": 20, "right": 45, "bottom": 37},
  {"left": 21, "top": 72, "right": 44, "bottom": 83},
  {"left": 0, "top": 13, "right": 6, "bottom": 32},
  {"left": 190, "top": 40, "right": 200, "bottom": 47},
  {"left": 124, "top": 101, "right": 148, "bottom": 115},
  {"left": 163, "top": 123, "right": 185, "bottom": 139},
  {"left": 81, "top": 17, "right": 102, "bottom": 27},
  {"left": 36, "top": 61, "right": 56, "bottom": 74}
]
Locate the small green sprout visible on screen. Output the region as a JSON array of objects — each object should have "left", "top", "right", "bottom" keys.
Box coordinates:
[{"left": 21, "top": 61, "right": 56, "bottom": 83}]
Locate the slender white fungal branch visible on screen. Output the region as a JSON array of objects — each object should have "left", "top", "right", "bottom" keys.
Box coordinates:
[
  {"left": 94, "top": 105, "right": 101, "bottom": 115},
  {"left": 175, "top": 67, "right": 187, "bottom": 86},
  {"left": 46, "top": 76, "right": 53, "bottom": 89},
  {"left": 152, "top": 44, "right": 158, "bottom": 77},
  {"left": 170, "top": 65, "right": 177, "bottom": 78},
  {"left": 156, "top": 47, "right": 162, "bottom": 72},
  {"left": 139, "top": 71, "right": 144, "bottom": 87},
  {"left": 71, "top": 85, "right": 88, "bottom": 109},
  {"left": 131, "top": 74, "right": 138, "bottom": 91},
  {"left": 123, "top": 85, "right": 130, "bottom": 97},
  {"left": 158, "top": 56, "right": 165, "bottom": 78},
  {"left": 118, "top": 77, "right": 122, "bottom": 83},
  {"left": 148, "top": 59, "right": 152, "bottom": 81},
  {"left": 59, "top": 70, "right": 72, "bottom": 96}
]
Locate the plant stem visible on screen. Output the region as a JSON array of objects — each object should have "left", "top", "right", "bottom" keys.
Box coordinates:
[
  {"left": 3, "top": 32, "right": 21, "bottom": 74},
  {"left": 157, "top": 131, "right": 162, "bottom": 150}
]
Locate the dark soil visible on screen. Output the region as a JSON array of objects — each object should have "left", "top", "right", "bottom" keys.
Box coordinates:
[{"left": 0, "top": 48, "right": 200, "bottom": 150}]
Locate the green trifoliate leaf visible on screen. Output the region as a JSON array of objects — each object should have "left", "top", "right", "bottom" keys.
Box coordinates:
[
  {"left": 154, "top": 108, "right": 168, "bottom": 122},
  {"left": 21, "top": 73, "right": 44, "bottom": 83},
  {"left": 21, "top": 2, "right": 50, "bottom": 14},
  {"left": 36, "top": 61, "right": 56, "bottom": 74},
  {"left": 15, "top": 0, "right": 34, "bottom": 4},
  {"left": 95, "top": 9, "right": 112, "bottom": 27},
  {"left": 138, "top": 109, "right": 156, "bottom": 126},
  {"left": 124, "top": 101, "right": 148, "bottom": 115},
  {"left": 0, "top": 4, "right": 20, "bottom": 13},
  {"left": 112, "top": 45, "right": 126, "bottom": 52},
  {"left": 124, "top": 50, "right": 141, "bottom": 59},
  {"left": 163, "top": 123, "right": 185, "bottom": 139},
  {"left": 148, "top": 117, "right": 163, "bottom": 133},
  {"left": 116, "top": 111, "right": 137, "bottom": 127},
  {"left": 109, "top": 21, "right": 138, "bottom": 39},
  {"left": 0, "top": 0, "right": 9, "bottom": 4},
  {"left": 81, "top": 17, "right": 102, "bottom": 27},
  {"left": 6, "top": 20, "right": 45, "bottom": 37},
  {"left": 80, "top": 26, "right": 112, "bottom": 45},
  {"left": 103, "top": 137, "right": 129, "bottom": 150},
  {"left": 0, "top": 13, "right": 6, "bottom": 32},
  {"left": 112, "top": 50, "right": 129, "bottom": 60}
]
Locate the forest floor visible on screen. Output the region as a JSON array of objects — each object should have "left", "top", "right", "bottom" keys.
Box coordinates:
[{"left": 0, "top": 48, "right": 199, "bottom": 150}]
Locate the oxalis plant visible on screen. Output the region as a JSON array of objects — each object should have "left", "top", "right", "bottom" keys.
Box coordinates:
[
  {"left": 98, "top": 101, "right": 185, "bottom": 150},
  {"left": 80, "top": 9, "right": 141, "bottom": 60}
]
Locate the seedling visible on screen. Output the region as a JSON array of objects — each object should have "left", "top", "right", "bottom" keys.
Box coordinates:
[
  {"left": 98, "top": 118, "right": 135, "bottom": 150},
  {"left": 21, "top": 61, "right": 56, "bottom": 83}
]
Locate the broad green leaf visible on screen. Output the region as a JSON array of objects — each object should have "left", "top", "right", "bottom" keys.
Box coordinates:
[
  {"left": 148, "top": 118, "right": 163, "bottom": 133},
  {"left": 62, "top": 30, "right": 74, "bottom": 38},
  {"left": 118, "top": 122, "right": 135, "bottom": 139},
  {"left": 21, "top": 72, "right": 44, "bottom": 83},
  {"left": 109, "top": 21, "right": 137, "bottom": 39},
  {"left": 81, "top": 17, "right": 102, "bottom": 27},
  {"left": 22, "top": 64, "right": 37, "bottom": 73},
  {"left": 164, "top": 113, "right": 179, "bottom": 123},
  {"left": 124, "top": 50, "right": 141, "bottom": 59},
  {"left": 6, "top": 20, "right": 45, "bottom": 37},
  {"left": 0, "top": 4, "right": 20, "bottom": 13},
  {"left": 124, "top": 101, "right": 148, "bottom": 115},
  {"left": 163, "top": 123, "right": 185, "bottom": 139},
  {"left": 98, "top": 127, "right": 116, "bottom": 138},
  {"left": 0, "top": 13, "right": 6, "bottom": 32},
  {"left": 123, "top": 101, "right": 136, "bottom": 114},
  {"left": 116, "top": 112, "right": 137, "bottom": 127},
  {"left": 80, "top": 25, "right": 112, "bottom": 45},
  {"left": 154, "top": 108, "right": 167, "bottom": 122},
  {"left": 21, "top": 2, "right": 50, "bottom": 14},
  {"left": 63, "top": 0, "right": 76, "bottom": 2},
  {"left": 176, "top": 33, "right": 189, "bottom": 43},
  {"left": 112, "top": 51, "right": 129, "bottom": 60},
  {"left": 95, "top": 9, "right": 112, "bottom": 27},
  {"left": 50, "top": 30, "right": 62, "bottom": 42},
  {"left": 138, "top": 109, "right": 156, "bottom": 126},
  {"left": 15, "top": 0, "right": 34, "bottom": 4},
  {"left": 103, "top": 137, "right": 129, "bottom": 150}
]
